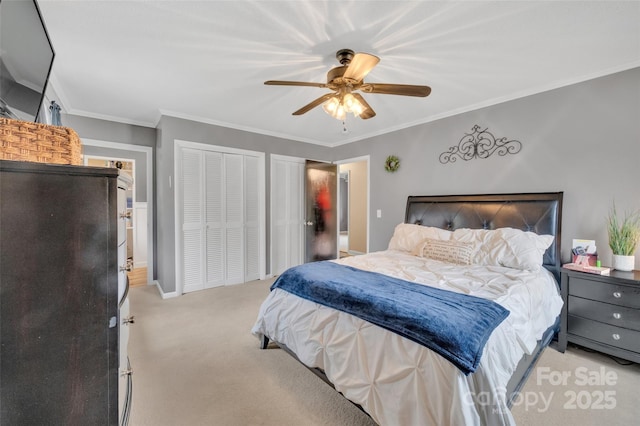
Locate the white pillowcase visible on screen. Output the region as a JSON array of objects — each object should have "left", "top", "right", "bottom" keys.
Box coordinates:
[
  {"left": 387, "top": 223, "right": 452, "bottom": 253},
  {"left": 452, "top": 227, "right": 554, "bottom": 271},
  {"left": 387, "top": 223, "right": 554, "bottom": 271},
  {"left": 415, "top": 238, "right": 475, "bottom": 265}
]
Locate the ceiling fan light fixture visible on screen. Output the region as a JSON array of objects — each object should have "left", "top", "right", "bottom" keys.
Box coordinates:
[
  {"left": 322, "top": 96, "right": 347, "bottom": 120},
  {"left": 343, "top": 93, "right": 364, "bottom": 116},
  {"left": 323, "top": 93, "right": 365, "bottom": 120}
]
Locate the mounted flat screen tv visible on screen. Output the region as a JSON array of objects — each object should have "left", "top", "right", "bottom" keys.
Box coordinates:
[{"left": 0, "top": 0, "right": 55, "bottom": 122}]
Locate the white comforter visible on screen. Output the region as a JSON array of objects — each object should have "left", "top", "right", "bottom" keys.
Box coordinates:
[{"left": 252, "top": 250, "right": 563, "bottom": 426}]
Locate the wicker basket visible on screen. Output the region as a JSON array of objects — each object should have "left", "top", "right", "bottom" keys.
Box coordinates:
[{"left": 0, "top": 117, "right": 82, "bottom": 165}]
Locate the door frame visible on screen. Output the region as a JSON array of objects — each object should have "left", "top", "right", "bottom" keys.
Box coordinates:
[
  {"left": 338, "top": 170, "right": 350, "bottom": 254},
  {"left": 335, "top": 155, "right": 370, "bottom": 254},
  {"left": 174, "top": 140, "right": 266, "bottom": 295},
  {"left": 82, "top": 139, "right": 154, "bottom": 286},
  {"left": 84, "top": 154, "right": 138, "bottom": 266}
]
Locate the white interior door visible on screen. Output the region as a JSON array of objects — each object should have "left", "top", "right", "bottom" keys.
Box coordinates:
[
  {"left": 271, "top": 155, "right": 304, "bottom": 275},
  {"left": 244, "top": 155, "right": 261, "bottom": 281}
]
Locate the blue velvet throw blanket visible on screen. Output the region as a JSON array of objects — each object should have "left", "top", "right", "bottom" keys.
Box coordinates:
[{"left": 271, "top": 261, "right": 510, "bottom": 375}]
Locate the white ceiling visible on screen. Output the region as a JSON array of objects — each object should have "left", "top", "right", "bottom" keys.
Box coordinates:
[{"left": 38, "top": 0, "right": 640, "bottom": 147}]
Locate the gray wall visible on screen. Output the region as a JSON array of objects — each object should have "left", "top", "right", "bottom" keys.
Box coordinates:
[
  {"left": 64, "top": 67, "right": 640, "bottom": 294},
  {"left": 332, "top": 67, "right": 640, "bottom": 268},
  {"left": 155, "top": 116, "right": 332, "bottom": 293},
  {"left": 63, "top": 115, "right": 155, "bottom": 148}
]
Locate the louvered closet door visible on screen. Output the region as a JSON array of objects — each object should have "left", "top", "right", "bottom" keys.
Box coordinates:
[
  {"left": 224, "top": 154, "right": 244, "bottom": 285},
  {"left": 288, "top": 162, "right": 303, "bottom": 268},
  {"left": 271, "top": 157, "right": 304, "bottom": 276},
  {"left": 180, "top": 146, "right": 262, "bottom": 293},
  {"left": 272, "top": 160, "right": 288, "bottom": 275},
  {"left": 182, "top": 149, "right": 204, "bottom": 293},
  {"left": 204, "top": 152, "right": 224, "bottom": 288},
  {"left": 244, "top": 155, "right": 260, "bottom": 281}
]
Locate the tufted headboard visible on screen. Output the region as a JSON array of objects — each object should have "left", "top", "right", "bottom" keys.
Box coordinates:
[{"left": 405, "top": 192, "right": 563, "bottom": 281}]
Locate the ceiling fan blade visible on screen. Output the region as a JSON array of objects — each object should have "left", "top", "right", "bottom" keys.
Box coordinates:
[
  {"left": 352, "top": 93, "right": 376, "bottom": 120},
  {"left": 292, "top": 93, "right": 336, "bottom": 115},
  {"left": 265, "top": 80, "right": 327, "bottom": 88},
  {"left": 360, "top": 83, "right": 431, "bottom": 97},
  {"left": 343, "top": 53, "right": 380, "bottom": 82}
]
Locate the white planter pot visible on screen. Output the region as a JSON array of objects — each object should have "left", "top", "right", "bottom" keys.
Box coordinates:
[{"left": 612, "top": 255, "right": 635, "bottom": 272}]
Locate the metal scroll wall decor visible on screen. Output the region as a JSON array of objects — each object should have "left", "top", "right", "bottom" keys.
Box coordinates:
[{"left": 439, "top": 125, "right": 522, "bottom": 164}]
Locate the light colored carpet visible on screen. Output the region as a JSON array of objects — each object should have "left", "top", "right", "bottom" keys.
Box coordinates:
[{"left": 128, "top": 279, "right": 640, "bottom": 426}]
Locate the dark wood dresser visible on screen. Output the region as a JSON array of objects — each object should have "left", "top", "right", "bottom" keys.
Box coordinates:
[
  {"left": 0, "top": 160, "right": 132, "bottom": 425},
  {"left": 559, "top": 267, "right": 640, "bottom": 363}
]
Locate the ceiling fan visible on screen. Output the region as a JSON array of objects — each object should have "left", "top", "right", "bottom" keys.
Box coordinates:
[{"left": 264, "top": 49, "right": 431, "bottom": 120}]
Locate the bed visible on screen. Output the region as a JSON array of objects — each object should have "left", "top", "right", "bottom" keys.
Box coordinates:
[{"left": 252, "top": 192, "right": 564, "bottom": 425}]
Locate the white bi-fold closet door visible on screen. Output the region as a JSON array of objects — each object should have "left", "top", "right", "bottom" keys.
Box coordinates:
[
  {"left": 271, "top": 155, "right": 305, "bottom": 276},
  {"left": 178, "top": 142, "right": 264, "bottom": 294}
]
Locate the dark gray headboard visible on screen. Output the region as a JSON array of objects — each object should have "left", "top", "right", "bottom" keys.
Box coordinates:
[{"left": 405, "top": 192, "right": 563, "bottom": 281}]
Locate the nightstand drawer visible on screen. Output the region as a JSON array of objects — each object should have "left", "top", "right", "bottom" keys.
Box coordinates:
[
  {"left": 568, "top": 314, "right": 640, "bottom": 353},
  {"left": 568, "top": 296, "right": 640, "bottom": 331},
  {"left": 569, "top": 277, "right": 640, "bottom": 309}
]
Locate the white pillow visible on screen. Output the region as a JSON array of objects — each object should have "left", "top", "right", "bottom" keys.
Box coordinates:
[
  {"left": 387, "top": 223, "right": 452, "bottom": 253},
  {"left": 452, "top": 227, "right": 554, "bottom": 271},
  {"left": 415, "top": 238, "right": 475, "bottom": 265}
]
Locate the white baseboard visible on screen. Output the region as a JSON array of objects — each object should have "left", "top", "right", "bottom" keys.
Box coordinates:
[
  {"left": 153, "top": 276, "right": 273, "bottom": 299},
  {"left": 153, "top": 281, "right": 178, "bottom": 299}
]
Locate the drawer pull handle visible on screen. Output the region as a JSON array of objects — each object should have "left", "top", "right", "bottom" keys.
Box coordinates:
[
  {"left": 613, "top": 313, "right": 622, "bottom": 320},
  {"left": 612, "top": 334, "right": 621, "bottom": 341},
  {"left": 613, "top": 292, "right": 622, "bottom": 298},
  {"left": 120, "top": 210, "right": 132, "bottom": 220}
]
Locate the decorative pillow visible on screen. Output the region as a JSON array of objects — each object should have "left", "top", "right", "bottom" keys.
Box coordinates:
[
  {"left": 452, "top": 227, "right": 554, "bottom": 271},
  {"left": 387, "top": 223, "right": 452, "bottom": 253},
  {"left": 415, "top": 238, "right": 475, "bottom": 265}
]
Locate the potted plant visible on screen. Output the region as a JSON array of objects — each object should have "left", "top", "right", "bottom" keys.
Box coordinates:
[{"left": 607, "top": 203, "right": 640, "bottom": 271}]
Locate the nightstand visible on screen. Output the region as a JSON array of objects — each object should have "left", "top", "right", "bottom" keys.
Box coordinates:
[{"left": 558, "top": 268, "right": 640, "bottom": 363}]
